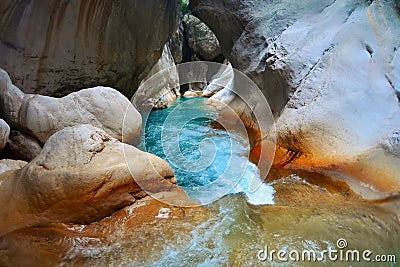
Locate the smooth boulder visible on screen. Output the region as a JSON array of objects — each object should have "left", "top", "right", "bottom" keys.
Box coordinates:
[
  {"left": 0, "top": 124, "right": 184, "bottom": 236},
  {"left": 0, "top": 68, "right": 141, "bottom": 145},
  {"left": 135, "top": 44, "right": 180, "bottom": 110},
  {"left": 182, "top": 14, "right": 222, "bottom": 61},
  {"left": 202, "top": 61, "right": 234, "bottom": 97}
]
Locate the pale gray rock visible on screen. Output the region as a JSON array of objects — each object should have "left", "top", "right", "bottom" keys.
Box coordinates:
[
  {"left": 0, "top": 125, "right": 184, "bottom": 236},
  {"left": 0, "top": 119, "right": 9, "bottom": 152},
  {"left": 0, "top": 68, "right": 141, "bottom": 145},
  {"left": 135, "top": 44, "right": 180, "bottom": 110},
  {"left": 191, "top": 0, "right": 346, "bottom": 114},
  {"left": 0, "top": 0, "right": 180, "bottom": 97},
  {"left": 169, "top": 21, "right": 185, "bottom": 64},
  {"left": 182, "top": 14, "right": 222, "bottom": 61},
  {"left": 0, "top": 159, "right": 27, "bottom": 175},
  {"left": 183, "top": 90, "right": 201, "bottom": 98},
  {"left": 206, "top": 88, "right": 236, "bottom": 111},
  {"left": 202, "top": 62, "right": 234, "bottom": 97}
]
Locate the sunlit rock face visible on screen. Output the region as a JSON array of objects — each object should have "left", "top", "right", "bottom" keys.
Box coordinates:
[
  {"left": 0, "top": 124, "right": 185, "bottom": 236},
  {"left": 191, "top": 0, "right": 400, "bottom": 192},
  {"left": 0, "top": 68, "right": 141, "bottom": 145},
  {"left": 0, "top": 0, "right": 179, "bottom": 97}
]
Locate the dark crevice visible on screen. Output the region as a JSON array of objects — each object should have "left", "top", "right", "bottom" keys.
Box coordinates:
[
  {"left": 296, "top": 44, "right": 335, "bottom": 90},
  {"left": 366, "top": 44, "right": 374, "bottom": 57},
  {"left": 385, "top": 74, "right": 400, "bottom": 102}
]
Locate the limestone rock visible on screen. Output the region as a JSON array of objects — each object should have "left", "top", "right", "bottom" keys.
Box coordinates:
[
  {"left": 202, "top": 62, "right": 234, "bottom": 97},
  {"left": 169, "top": 21, "right": 185, "bottom": 64},
  {"left": 0, "top": 124, "right": 184, "bottom": 236},
  {"left": 182, "top": 14, "right": 222, "bottom": 61},
  {"left": 206, "top": 88, "right": 236, "bottom": 111},
  {"left": 0, "top": 119, "right": 9, "bottom": 152},
  {"left": 0, "top": 68, "right": 141, "bottom": 145},
  {"left": 5, "top": 130, "right": 42, "bottom": 162},
  {"left": 190, "top": 0, "right": 344, "bottom": 114},
  {"left": 0, "top": 0, "right": 180, "bottom": 97},
  {"left": 0, "top": 159, "right": 27, "bottom": 175},
  {"left": 135, "top": 44, "right": 180, "bottom": 110},
  {"left": 183, "top": 90, "right": 202, "bottom": 98},
  {"left": 191, "top": 0, "right": 400, "bottom": 192}
]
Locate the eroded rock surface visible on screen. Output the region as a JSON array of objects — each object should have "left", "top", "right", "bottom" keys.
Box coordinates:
[
  {"left": 135, "top": 44, "right": 180, "bottom": 110},
  {"left": 0, "top": 0, "right": 180, "bottom": 97},
  {"left": 0, "top": 124, "right": 185, "bottom": 236},
  {"left": 191, "top": 0, "right": 400, "bottom": 192},
  {"left": 0, "top": 68, "right": 141, "bottom": 145}
]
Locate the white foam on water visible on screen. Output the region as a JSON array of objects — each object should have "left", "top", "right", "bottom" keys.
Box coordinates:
[{"left": 229, "top": 162, "right": 275, "bottom": 205}]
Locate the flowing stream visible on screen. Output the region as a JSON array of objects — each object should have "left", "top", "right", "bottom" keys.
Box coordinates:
[
  {"left": 0, "top": 98, "right": 399, "bottom": 266},
  {"left": 140, "top": 97, "right": 274, "bottom": 205}
]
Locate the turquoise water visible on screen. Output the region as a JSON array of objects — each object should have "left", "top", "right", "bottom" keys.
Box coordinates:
[{"left": 140, "top": 97, "right": 275, "bottom": 205}]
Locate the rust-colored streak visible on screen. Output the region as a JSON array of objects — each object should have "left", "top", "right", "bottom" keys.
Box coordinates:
[
  {"left": 85, "top": 0, "right": 98, "bottom": 37},
  {"left": 55, "top": 1, "right": 69, "bottom": 29},
  {"left": 76, "top": 0, "right": 89, "bottom": 39},
  {"left": 37, "top": 4, "right": 58, "bottom": 91},
  {"left": 97, "top": 1, "right": 113, "bottom": 55}
]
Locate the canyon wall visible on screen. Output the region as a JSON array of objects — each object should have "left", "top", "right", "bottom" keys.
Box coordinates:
[
  {"left": 0, "top": 0, "right": 180, "bottom": 97},
  {"left": 191, "top": 0, "right": 400, "bottom": 192}
]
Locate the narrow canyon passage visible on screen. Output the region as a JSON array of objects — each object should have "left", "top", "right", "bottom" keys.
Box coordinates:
[{"left": 0, "top": 1, "right": 399, "bottom": 265}]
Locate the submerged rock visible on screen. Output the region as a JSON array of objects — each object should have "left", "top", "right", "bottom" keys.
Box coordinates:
[
  {"left": 0, "top": 0, "right": 180, "bottom": 97},
  {"left": 191, "top": 0, "right": 400, "bottom": 192},
  {"left": 0, "top": 68, "right": 141, "bottom": 145},
  {"left": 0, "top": 119, "right": 9, "bottom": 152},
  {"left": 0, "top": 124, "right": 185, "bottom": 236}
]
